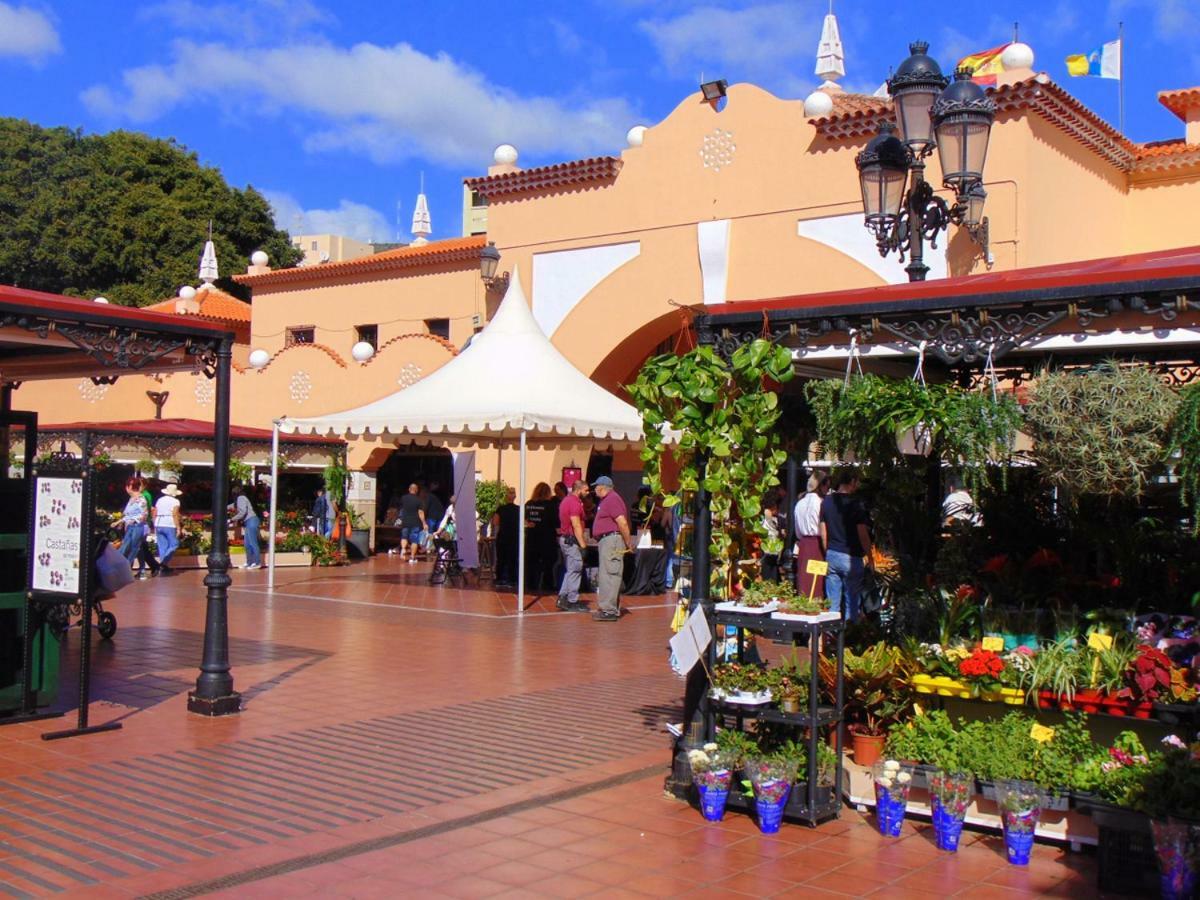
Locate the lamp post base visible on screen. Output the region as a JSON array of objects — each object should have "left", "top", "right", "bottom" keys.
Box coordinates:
[{"left": 187, "top": 691, "right": 242, "bottom": 716}]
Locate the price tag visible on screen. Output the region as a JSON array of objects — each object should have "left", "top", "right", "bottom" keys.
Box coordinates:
[
  {"left": 913, "top": 702, "right": 924, "bottom": 717},
  {"left": 981, "top": 636, "right": 1005, "bottom": 652},
  {"left": 1030, "top": 723, "right": 1056, "bottom": 743},
  {"left": 1087, "top": 632, "right": 1114, "bottom": 651},
  {"left": 806, "top": 559, "right": 829, "bottom": 576}
]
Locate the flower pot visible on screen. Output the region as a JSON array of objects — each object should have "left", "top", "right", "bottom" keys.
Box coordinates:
[
  {"left": 980, "top": 686, "right": 1026, "bottom": 706},
  {"left": 911, "top": 674, "right": 972, "bottom": 698},
  {"left": 1151, "top": 819, "right": 1200, "bottom": 900},
  {"left": 933, "top": 798, "right": 966, "bottom": 851},
  {"left": 995, "top": 780, "right": 1044, "bottom": 867},
  {"left": 1072, "top": 688, "right": 1104, "bottom": 714},
  {"left": 697, "top": 784, "right": 730, "bottom": 822},
  {"left": 1100, "top": 694, "right": 1155, "bottom": 718},
  {"left": 929, "top": 770, "right": 972, "bottom": 852},
  {"left": 779, "top": 695, "right": 801, "bottom": 714},
  {"left": 873, "top": 761, "right": 912, "bottom": 837},
  {"left": 852, "top": 731, "right": 886, "bottom": 767},
  {"left": 754, "top": 782, "right": 790, "bottom": 834}
]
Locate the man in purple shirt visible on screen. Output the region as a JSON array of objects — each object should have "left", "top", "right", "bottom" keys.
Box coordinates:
[
  {"left": 556, "top": 479, "right": 589, "bottom": 612},
  {"left": 590, "top": 476, "right": 633, "bottom": 622}
]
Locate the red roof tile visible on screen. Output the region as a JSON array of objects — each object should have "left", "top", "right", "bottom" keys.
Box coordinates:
[
  {"left": 1132, "top": 138, "right": 1200, "bottom": 174},
  {"left": 234, "top": 236, "right": 487, "bottom": 288},
  {"left": 144, "top": 286, "right": 251, "bottom": 324},
  {"left": 463, "top": 157, "right": 622, "bottom": 201},
  {"left": 1159, "top": 88, "right": 1200, "bottom": 121}
]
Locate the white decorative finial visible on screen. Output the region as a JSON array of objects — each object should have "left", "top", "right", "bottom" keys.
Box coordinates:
[
  {"left": 626, "top": 125, "right": 647, "bottom": 147},
  {"left": 493, "top": 144, "right": 518, "bottom": 165},
  {"left": 411, "top": 174, "right": 432, "bottom": 247},
  {"left": 815, "top": 4, "right": 845, "bottom": 87},
  {"left": 198, "top": 221, "right": 219, "bottom": 284}
]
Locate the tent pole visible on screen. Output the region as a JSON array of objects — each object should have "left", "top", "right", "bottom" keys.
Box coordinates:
[
  {"left": 518, "top": 429, "right": 527, "bottom": 615},
  {"left": 268, "top": 421, "right": 280, "bottom": 591}
]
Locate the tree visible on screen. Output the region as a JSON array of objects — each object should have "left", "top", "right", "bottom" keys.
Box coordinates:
[{"left": 0, "top": 118, "right": 301, "bottom": 306}]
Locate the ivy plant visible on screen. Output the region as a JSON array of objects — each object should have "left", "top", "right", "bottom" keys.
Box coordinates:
[
  {"left": 628, "top": 340, "right": 794, "bottom": 598},
  {"left": 1168, "top": 383, "right": 1200, "bottom": 533}
]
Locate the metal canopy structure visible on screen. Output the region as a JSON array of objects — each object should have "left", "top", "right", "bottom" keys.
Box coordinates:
[
  {"left": 0, "top": 284, "right": 243, "bottom": 717},
  {"left": 699, "top": 245, "right": 1200, "bottom": 369}
]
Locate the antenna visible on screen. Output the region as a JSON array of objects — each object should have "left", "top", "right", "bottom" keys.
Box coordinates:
[
  {"left": 396, "top": 199, "right": 402, "bottom": 242},
  {"left": 1013, "top": 21, "right": 1019, "bottom": 42}
]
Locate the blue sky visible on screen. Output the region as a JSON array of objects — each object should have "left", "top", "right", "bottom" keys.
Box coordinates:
[{"left": 2, "top": 1, "right": 1198, "bottom": 252}]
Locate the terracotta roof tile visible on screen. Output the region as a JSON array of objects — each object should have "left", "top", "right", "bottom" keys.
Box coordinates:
[
  {"left": 234, "top": 235, "right": 487, "bottom": 288},
  {"left": 1132, "top": 137, "right": 1200, "bottom": 174},
  {"left": 1159, "top": 88, "right": 1200, "bottom": 121},
  {"left": 144, "top": 286, "right": 251, "bottom": 324},
  {"left": 463, "top": 157, "right": 622, "bottom": 201},
  {"left": 826, "top": 91, "right": 889, "bottom": 118}
]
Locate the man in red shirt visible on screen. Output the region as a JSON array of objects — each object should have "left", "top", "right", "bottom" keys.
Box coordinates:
[
  {"left": 591, "top": 476, "right": 634, "bottom": 622},
  {"left": 556, "top": 479, "right": 589, "bottom": 612}
]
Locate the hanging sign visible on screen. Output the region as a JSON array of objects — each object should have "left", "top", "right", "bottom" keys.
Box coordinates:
[
  {"left": 31, "top": 476, "right": 84, "bottom": 596},
  {"left": 562, "top": 467, "right": 583, "bottom": 489}
]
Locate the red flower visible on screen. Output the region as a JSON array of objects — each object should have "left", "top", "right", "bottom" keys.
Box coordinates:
[
  {"left": 1024, "top": 548, "right": 1062, "bottom": 570},
  {"left": 980, "top": 555, "right": 1009, "bottom": 574},
  {"left": 955, "top": 584, "right": 979, "bottom": 602},
  {"left": 958, "top": 649, "right": 1005, "bottom": 683}
]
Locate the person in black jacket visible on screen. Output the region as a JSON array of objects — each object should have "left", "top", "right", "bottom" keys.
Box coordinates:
[{"left": 493, "top": 487, "right": 519, "bottom": 586}]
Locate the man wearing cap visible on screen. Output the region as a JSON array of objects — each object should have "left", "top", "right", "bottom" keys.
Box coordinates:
[
  {"left": 153, "top": 483, "right": 184, "bottom": 575},
  {"left": 590, "top": 476, "right": 634, "bottom": 622},
  {"left": 556, "top": 479, "right": 589, "bottom": 612}
]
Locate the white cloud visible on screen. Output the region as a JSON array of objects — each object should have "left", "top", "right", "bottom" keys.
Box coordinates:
[
  {"left": 263, "top": 190, "right": 392, "bottom": 243},
  {"left": 0, "top": 3, "right": 60, "bottom": 64},
  {"left": 638, "top": 3, "right": 818, "bottom": 96},
  {"left": 81, "top": 39, "right": 635, "bottom": 166},
  {"left": 139, "top": 0, "right": 333, "bottom": 41}
]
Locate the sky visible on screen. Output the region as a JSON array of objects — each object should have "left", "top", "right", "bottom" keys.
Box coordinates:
[{"left": 2, "top": 0, "right": 1198, "bottom": 253}]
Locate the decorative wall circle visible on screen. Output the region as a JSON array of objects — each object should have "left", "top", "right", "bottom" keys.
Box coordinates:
[
  {"left": 194, "top": 377, "right": 215, "bottom": 405},
  {"left": 78, "top": 379, "right": 109, "bottom": 403},
  {"left": 290, "top": 371, "right": 313, "bottom": 402},
  {"left": 397, "top": 363, "right": 423, "bottom": 388},
  {"left": 700, "top": 128, "right": 736, "bottom": 172}
]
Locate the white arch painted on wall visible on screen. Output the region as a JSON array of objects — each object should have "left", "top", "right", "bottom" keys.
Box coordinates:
[
  {"left": 798, "top": 213, "right": 947, "bottom": 284},
  {"left": 532, "top": 241, "right": 641, "bottom": 337}
]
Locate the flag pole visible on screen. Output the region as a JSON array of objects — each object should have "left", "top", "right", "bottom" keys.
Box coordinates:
[{"left": 1118, "top": 20, "right": 1125, "bottom": 134}]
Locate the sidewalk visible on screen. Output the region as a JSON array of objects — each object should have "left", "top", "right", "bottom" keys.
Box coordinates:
[{"left": 0, "top": 558, "right": 1098, "bottom": 897}]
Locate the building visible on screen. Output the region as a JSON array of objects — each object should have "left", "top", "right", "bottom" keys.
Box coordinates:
[
  {"left": 291, "top": 233, "right": 375, "bottom": 266},
  {"left": 10, "top": 20, "right": 1200, "bottom": 537}
]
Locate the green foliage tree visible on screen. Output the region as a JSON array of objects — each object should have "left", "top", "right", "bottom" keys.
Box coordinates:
[
  {"left": 0, "top": 118, "right": 300, "bottom": 306},
  {"left": 628, "top": 340, "right": 794, "bottom": 598}
]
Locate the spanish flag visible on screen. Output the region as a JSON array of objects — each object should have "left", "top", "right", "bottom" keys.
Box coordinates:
[{"left": 958, "top": 43, "right": 1010, "bottom": 87}]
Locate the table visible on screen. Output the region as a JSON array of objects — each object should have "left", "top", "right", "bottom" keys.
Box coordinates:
[{"left": 581, "top": 545, "right": 666, "bottom": 595}]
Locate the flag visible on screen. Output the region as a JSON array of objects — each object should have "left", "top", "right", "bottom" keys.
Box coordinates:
[
  {"left": 959, "top": 43, "right": 1010, "bottom": 87},
  {"left": 1066, "top": 39, "right": 1121, "bottom": 79}
]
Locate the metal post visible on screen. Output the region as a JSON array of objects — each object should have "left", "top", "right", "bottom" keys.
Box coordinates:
[
  {"left": 905, "top": 160, "right": 929, "bottom": 282},
  {"left": 267, "top": 421, "right": 279, "bottom": 591},
  {"left": 188, "top": 339, "right": 241, "bottom": 716},
  {"left": 517, "top": 429, "right": 526, "bottom": 614}
]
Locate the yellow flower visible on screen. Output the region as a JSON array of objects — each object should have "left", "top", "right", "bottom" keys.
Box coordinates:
[{"left": 945, "top": 647, "right": 970, "bottom": 662}]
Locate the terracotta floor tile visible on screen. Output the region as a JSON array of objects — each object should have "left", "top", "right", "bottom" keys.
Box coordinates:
[{"left": 525, "top": 873, "right": 610, "bottom": 897}]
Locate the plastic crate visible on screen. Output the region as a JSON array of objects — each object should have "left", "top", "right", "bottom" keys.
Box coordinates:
[{"left": 1097, "top": 823, "right": 1159, "bottom": 896}]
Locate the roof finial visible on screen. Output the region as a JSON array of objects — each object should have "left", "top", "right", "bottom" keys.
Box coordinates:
[
  {"left": 198, "top": 220, "right": 219, "bottom": 285},
  {"left": 815, "top": 2, "right": 845, "bottom": 88},
  {"left": 411, "top": 174, "right": 432, "bottom": 246}
]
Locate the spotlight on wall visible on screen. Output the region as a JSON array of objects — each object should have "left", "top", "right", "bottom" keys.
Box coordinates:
[{"left": 700, "top": 79, "right": 728, "bottom": 104}]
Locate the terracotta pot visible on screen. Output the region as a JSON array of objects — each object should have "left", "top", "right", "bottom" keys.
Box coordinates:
[
  {"left": 1073, "top": 689, "right": 1104, "bottom": 714},
  {"left": 852, "top": 731, "right": 886, "bottom": 767}
]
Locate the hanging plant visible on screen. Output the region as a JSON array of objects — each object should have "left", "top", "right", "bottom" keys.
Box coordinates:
[
  {"left": 1024, "top": 362, "right": 1178, "bottom": 499},
  {"left": 629, "top": 339, "right": 794, "bottom": 598},
  {"left": 228, "top": 459, "right": 253, "bottom": 486},
  {"left": 322, "top": 461, "right": 348, "bottom": 509},
  {"left": 134, "top": 457, "right": 159, "bottom": 477},
  {"left": 1168, "top": 383, "right": 1200, "bottom": 533},
  {"left": 804, "top": 374, "right": 1022, "bottom": 494}
]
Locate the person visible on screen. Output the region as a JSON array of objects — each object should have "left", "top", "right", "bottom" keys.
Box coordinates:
[
  {"left": 229, "top": 485, "right": 262, "bottom": 569},
  {"left": 134, "top": 478, "right": 161, "bottom": 577},
  {"left": 943, "top": 477, "right": 982, "bottom": 527},
  {"left": 493, "top": 487, "right": 519, "bottom": 586},
  {"left": 760, "top": 496, "right": 782, "bottom": 583},
  {"left": 397, "top": 483, "right": 426, "bottom": 564},
  {"left": 556, "top": 479, "right": 589, "bottom": 612},
  {"left": 524, "top": 482, "right": 557, "bottom": 591},
  {"left": 591, "top": 476, "right": 634, "bottom": 622},
  {"left": 119, "top": 477, "right": 153, "bottom": 576},
  {"left": 819, "top": 470, "right": 872, "bottom": 621},
  {"left": 153, "top": 483, "right": 183, "bottom": 575},
  {"left": 312, "top": 488, "right": 331, "bottom": 538},
  {"left": 794, "top": 472, "right": 830, "bottom": 597},
  {"left": 662, "top": 503, "right": 680, "bottom": 590},
  {"left": 423, "top": 488, "right": 446, "bottom": 554}
]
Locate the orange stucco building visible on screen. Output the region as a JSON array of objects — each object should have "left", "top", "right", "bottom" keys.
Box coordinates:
[{"left": 12, "top": 39, "right": 1200, "bottom": 533}]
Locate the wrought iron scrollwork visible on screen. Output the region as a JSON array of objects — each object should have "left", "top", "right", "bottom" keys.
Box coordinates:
[
  {"left": 57, "top": 323, "right": 188, "bottom": 372},
  {"left": 872, "top": 307, "right": 1068, "bottom": 365}
]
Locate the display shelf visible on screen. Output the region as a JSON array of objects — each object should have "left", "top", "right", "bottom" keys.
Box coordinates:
[{"left": 711, "top": 698, "right": 841, "bottom": 727}]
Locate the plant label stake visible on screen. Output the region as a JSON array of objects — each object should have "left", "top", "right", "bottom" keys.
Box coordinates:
[
  {"left": 1030, "top": 723, "right": 1055, "bottom": 743},
  {"left": 806, "top": 559, "right": 828, "bottom": 598},
  {"left": 1087, "top": 632, "right": 1114, "bottom": 688},
  {"left": 981, "top": 635, "right": 1005, "bottom": 652}
]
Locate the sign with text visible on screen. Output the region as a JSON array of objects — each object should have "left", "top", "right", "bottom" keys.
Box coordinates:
[
  {"left": 32, "top": 476, "right": 84, "bottom": 596},
  {"left": 806, "top": 559, "right": 829, "bottom": 576},
  {"left": 981, "top": 636, "right": 1005, "bottom": 652},
  {"left": 1087, "top": 632, "right": 1114, "bottom": 651}
]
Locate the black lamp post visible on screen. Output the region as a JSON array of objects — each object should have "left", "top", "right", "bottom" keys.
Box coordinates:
[{"left": 856, "top": 42, "right": 995, "bottom": 281}]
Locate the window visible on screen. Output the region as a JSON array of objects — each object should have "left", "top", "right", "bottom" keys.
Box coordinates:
[
  {"left": 356, "top": 324, "right": 378, "bottom": 349},
  {"left": 425, "top": 318, "right": 450, "bottom": 341},
  {"left": 286, "top": 326, "right": 315, "bottom": 346},
  {"left": 310, "top": 240, "right": 319, "bottom": 251}
]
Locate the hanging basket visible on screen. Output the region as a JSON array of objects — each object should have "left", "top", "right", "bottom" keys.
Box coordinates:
[{"left": 896, "top": 424, "right": 934, "bottom": 457}]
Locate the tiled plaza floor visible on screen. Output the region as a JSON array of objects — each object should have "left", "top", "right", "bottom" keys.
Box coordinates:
[{"left": 0, "top": 558, "right": 1099, "bottom": 897}]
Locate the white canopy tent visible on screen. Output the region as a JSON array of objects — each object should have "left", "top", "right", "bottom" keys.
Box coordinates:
[{"left": 266, "top": 268, "right": 651, "bottom": 611}]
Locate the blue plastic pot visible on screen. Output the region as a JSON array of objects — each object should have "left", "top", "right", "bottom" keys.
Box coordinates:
[
  {"left": 754, "top": 785, "right": 790, "bottom": 834},
  {"left": 874, "top": 786, "right": 907, "bottom": 837},
  {"left": 1003, "top": 828, "right": 1035, "bottom": 865},
  {"left": 697, "top": 784, "right": 729, "bottom": 822},
  {"left": 932, "top": 798, "right": 965, "bottom": 851}
]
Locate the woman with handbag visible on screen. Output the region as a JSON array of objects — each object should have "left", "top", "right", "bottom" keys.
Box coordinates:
[{"left": 118, "top": 477, "right": 153, "bottom": 577}]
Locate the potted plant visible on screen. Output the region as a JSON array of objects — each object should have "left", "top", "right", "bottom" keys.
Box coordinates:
[
  {"left": 929, "top": 769, "right": 973, "bottom": 851},
  {"left": 836, "top": 642, "right": 912, "bottom": 767},
  {"left": 687, "top": 742, "right": 734, "bottom": 822},
  {"left": 1115, "top": 645, "right": 1176, "bottom": 717},
  {"left": 135, "top": 457, "right": 158, "bottom": 478},
  {"left": 710, "top": 663, "right": 772, "bottom": 704},
  {"left": 229, "top": 458, "right": 253, "bottom": 486},
  {"left": 717, "top": 580, "right": 782, "bottom": 614},
  {"left": 157, "top": 459, "right": 184, "bottom": 483},
  {"left": 745, "top": 752, "right": 799, "bottom": 834},
  {"left": 772, "top": 673, "right": 805, "bottom": 714},
  {"left": 872, "top": 759, "right": 912, "bottom": 837},
  {"left": 772, "top": 591, "right": 836, "bottom": 622},
  {"left": 1019, "top": 639, "right": 1083, "bottom": 709},
  {"left": 1132, "top": 740, "right": 1200, "bottom": 900},
  {"left": 995, "top": 779, "right": 1045, "bottom": 866},
  {"left": 954, "top": 646, "right": 1008, "bottom": 699}
]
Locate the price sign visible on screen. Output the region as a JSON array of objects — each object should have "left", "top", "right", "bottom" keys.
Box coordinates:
[
  {"left": 806, "top": 559, "right": 829, "bottom": 576},
  {"left": 1030, "top": 723, "right": 1056, "bottom": 744},
  {"left": 981, "top": 636, "right": 1005, "bottom": 652},
  {"left": 32, "top": 476, "right": 84, "bottom": 596},
  {"left": 1087, "top": 632, "right": 1114, "bottom": 651}
]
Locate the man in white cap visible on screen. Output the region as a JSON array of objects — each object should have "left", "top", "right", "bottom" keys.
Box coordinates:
[
  {"left": 590, "top": 476, "right": 633, "bottom": 622},
  {"left": 154, "top": 483, "right": 184, "bottom": 575}
]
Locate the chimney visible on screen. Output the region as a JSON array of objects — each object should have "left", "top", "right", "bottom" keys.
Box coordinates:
[{"left": 1159, "top": 88, "right": 1200, "bottom": 146}]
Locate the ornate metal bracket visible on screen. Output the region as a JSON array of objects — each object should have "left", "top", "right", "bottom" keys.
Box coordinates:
[
  {"left": 56, "top": 323, "right": 189, "bottom": 372},
  {"left": 870, "top": 307, "right": 1069, "bottom": 365}
]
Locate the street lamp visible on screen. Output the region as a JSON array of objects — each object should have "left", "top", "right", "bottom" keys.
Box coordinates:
[
  {"left": 856, "top": 42, "right": 995, "bottom": 281},
  {"left": 480, "top": 241, "right": 510, "bottom": 291}
]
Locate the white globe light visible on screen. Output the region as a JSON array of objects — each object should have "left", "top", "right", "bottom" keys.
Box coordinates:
[
  {"left": 248, "top": 348, "right": 270, "bottom": 369},
  {"left": 1001, "top": 42, "right": 1035, "bottom": 71},
  {"left": 251, "top": 250, "right": 269, "bottom": 267},
  {"left": 351, "top": 341, "right": 375, "bottom": 362},
  {"left": 178, "top": 285, "right": 196, "bottom": 300},
  {"left": 803, "top": 90, "right": 834, "bottom": 117},
  {"left": 93, "top": 296, "right": 109, "bottom": 304},
  {"left": 626, "top": 125, "right": 648, "bottom": 147},
  {"left": 493, "top": 143, "right": 518, "bottom": 165}
]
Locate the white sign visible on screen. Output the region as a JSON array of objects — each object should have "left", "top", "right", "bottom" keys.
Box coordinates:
[
  {"left": 347, "top": 471, "right": 375, "bottom": 502},
  {"left": 669, "top": 605, "right": 712, "bottom": 677},
  {"left": 32, "top": 477, "right": 83, "bottom": 595}
]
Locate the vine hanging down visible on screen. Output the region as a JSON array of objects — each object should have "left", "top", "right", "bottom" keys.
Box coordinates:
[{"left": 628, "top": 340, "right": 795, "bottom": 598}]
